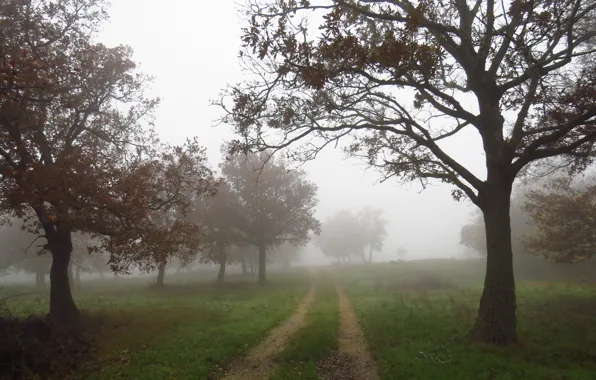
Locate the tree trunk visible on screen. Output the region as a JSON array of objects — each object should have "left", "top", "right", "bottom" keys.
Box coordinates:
[
  {"left": 470, "top": 180, "right": 517, "bottom": 345},
  {"left": 241, "top": 256, "right": 248, "bottom": 275},
  {"left": 35, "top": 270, "right": 46, "bottom": 287},
  {"left": 156, "top": 261, "right": 166, "bottom": 286},
  {"left": 48, "top": 232, "right": 80, "bottom": 325},
  {"left": 368, "top": 245, "right": 373, "bottom": 263},
  {"left": 258, "top": 243, "right": 267, "bottom": 285},
  {"left": 217, "top": 259, "right": 226, "bottom": 283}
]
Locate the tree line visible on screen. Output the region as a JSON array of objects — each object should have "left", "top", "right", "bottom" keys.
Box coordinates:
[{"left": 0, "top": 0, "right": 319, "bottom": 326}]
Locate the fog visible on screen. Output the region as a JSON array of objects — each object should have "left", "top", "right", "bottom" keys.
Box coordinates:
[{"left": 94, "top": 0, "right": 486, "bottom": 265}]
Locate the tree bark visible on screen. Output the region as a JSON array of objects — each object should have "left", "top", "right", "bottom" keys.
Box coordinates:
[
  {"left": 48, "top": 232, "right": 80, "bottom": 325},
  {"left": 67, "top": 260, "right": 75, "bottom": 289},
  {"left": 470, "top": 179, "right": 517, "bottom": 345},
  {"left": 156, "top": 261, "right": 166, "bottom": 286},
  {"left": 258, "top": 243, "right": 267, "bottom": 285}
]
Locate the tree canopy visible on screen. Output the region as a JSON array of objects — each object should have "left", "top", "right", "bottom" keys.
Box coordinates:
[
  {"left": 0, "top": 0, "right": 217, "bottom": 323},
  {"left": 523, "top": 175, "right": 596, "bottom": 263},
  {"left": 315, "top": 206, "right": 387, "bottom": 263},
  {"left": 220, "top": 152, "right": 320, "bottom": 283}
]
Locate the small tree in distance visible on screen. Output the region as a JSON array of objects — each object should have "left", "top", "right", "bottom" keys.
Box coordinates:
[
  {"left": 218, "top": 0, "right": 596, "bottom": 344},
  {"left": 523, "top": 175, "right": 596, "bottom": 263},
  {"left": 358, "top": 206, "right": 388, "bottom": 263}
]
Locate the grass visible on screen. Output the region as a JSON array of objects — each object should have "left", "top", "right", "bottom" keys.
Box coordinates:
[
  {"left": 340, "top": 260, "right": 596, "bottom": 380},
  {"left": 4, "top": 260, "right": 596, "bottom": 379},
  {"left": 2, "top": 270, "right": 310, "bottom": 380},
  {"left": 270, "top": 275, "right": 339, "bottom": 380}
]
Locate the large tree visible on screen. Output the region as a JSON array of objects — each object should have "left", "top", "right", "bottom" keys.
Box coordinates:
[
  {"left": 221, "top": 152, "right": 320, "bottom": 284},
  {"left": 218, "top": 0, "right": 596, "bottom": 344},
  {"left": 0, "top": 0, "right": 216, "bottom": 324}
]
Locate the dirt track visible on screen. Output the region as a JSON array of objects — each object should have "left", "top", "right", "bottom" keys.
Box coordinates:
[
  {"left": 221, "top": 280, "right": 317, "bottom": 380},
  {"left": 332, "top": 281, "right": 379, "bottom": 380}
]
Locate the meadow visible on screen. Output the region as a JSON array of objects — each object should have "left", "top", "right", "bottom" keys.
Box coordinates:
[{"left": 2, "top": 259, "right": 596, "bottom": 379}]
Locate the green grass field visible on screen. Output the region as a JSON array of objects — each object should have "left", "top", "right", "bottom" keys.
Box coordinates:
[{"left": 2, "top": 260, "right": 596, "bottom": 379}]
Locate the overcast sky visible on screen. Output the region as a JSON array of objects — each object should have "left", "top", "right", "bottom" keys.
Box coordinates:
[{"left": 98, "top": 0, "right": 488, "bottom": 262}]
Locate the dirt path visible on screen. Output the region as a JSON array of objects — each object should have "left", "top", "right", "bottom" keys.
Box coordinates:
[
  {"left": 221, "top": 279, "right": 317, "bottom": 380},
  {"left": 324, "top": 282, "right": 379, "bottom": 380}
]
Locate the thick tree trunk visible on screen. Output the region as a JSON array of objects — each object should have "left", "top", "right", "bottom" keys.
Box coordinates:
[
  {"left": 241, "top": 256, "right": 248, "bottom": 275},
  {"left": 367, "top": 245, "right": 373, "bottom": 263},
  {"left": 217, "top": 259, "right": 226, "bottom": 283},
  {"left": 258, "top": 243, "right": 267, "bottom": 285},
  {"left": 470, "top": 181, "right": 517, "bottom": 345},
  {"left": 48, "top": 233, "right": 80, "bottom": 325},
  {"left": 156, "top": 261, "right": 166, "bottom": 286}
]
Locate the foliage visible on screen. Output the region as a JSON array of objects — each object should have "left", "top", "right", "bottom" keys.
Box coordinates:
[
  {"left": 523, "top": 175, "right": 596, "bottom": 263},
  {"left": 194, "top": 182, "right": 242, "bottom": 266},
  {"left": 314, "top": 209, "right": 365, "bottom": 262},
  {"left": 315, "top": 206, "right": 387, "bottom": 262},
  {"left": 357, "top": 206, "right": 388, "bottom": 262},
  {"left": 0, "top": 0, "right": 218, "bottom": 323},
  {"left": 221, "top": 152, "right": 321, "bottom": 251}
]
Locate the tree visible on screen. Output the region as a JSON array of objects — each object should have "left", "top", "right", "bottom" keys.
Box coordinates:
[
  {"left": 195, "top": 182, "right": 243, "bottom": 282},
  {"left": 217, "top": 0, "right": 596, "bottom": 344},
  {"left": 221, "top": 152, "right": 320, "bottom": 284},
  {"left": 271, "top": 241, "right": 304, "bottom": 268},
  {"left": 0, "top": 0, "right": 217, "bottom": 325},
  {"left": 523, "top": 175, "right": 596, "bottom": 262},
  {"left": 357, "top": 206, "right": 388, "bottom": 263},
  {"left": 314, "top": 209, "right": 366, "bottom": 263}
]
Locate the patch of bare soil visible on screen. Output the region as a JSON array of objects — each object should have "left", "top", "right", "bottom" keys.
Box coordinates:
[
  {"left": 221, "top": 281, "right": 317, "bottom": 380},
  {"left": 328, "top": 282, "right": 379, "bottom": 380}
]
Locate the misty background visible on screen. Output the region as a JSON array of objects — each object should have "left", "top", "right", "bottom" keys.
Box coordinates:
[{"left": 93, "top": 0, "right": 486, "bottom": 265}]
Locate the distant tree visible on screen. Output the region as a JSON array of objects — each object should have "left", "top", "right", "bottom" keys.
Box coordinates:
[
  {"left": 221, "top": 152, "right": 320, "bottom": 284},
  {"left": 195, "top": 183, "right": 242, "bottom": 282},
  {"left": 271, "top": 241, "right": 303, "bottom": 268},
  {"left": 218, "top": 0, "right": 596, "bottom": 344},
  {"left": 357, "top": 206, "right": 388, "bottom": 263},
  {"left": 0, "top": 0, "right": 217, "bottom": 324},
  {"left": 315, "top": 209, "right": 366, "bottom": 263},
  {"left": 523, "top": 175, "right": 596, "bottom": 263}
]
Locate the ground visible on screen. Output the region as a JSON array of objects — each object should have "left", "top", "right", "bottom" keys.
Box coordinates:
[{"left": 3, "top": 259, "right": 596, "bottom": 379}]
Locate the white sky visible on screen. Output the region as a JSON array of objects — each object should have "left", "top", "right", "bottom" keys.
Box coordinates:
[{"left": 98, "top": 0, "right": 487, "bottom": 261}]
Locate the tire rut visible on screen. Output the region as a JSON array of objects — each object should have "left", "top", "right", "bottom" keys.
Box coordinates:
[
  {"left": 221, "top": 278, "right": 317, "bottom": 380},
  {"left": 330, "top": 281, "right": 379, "bottom": 380}
]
